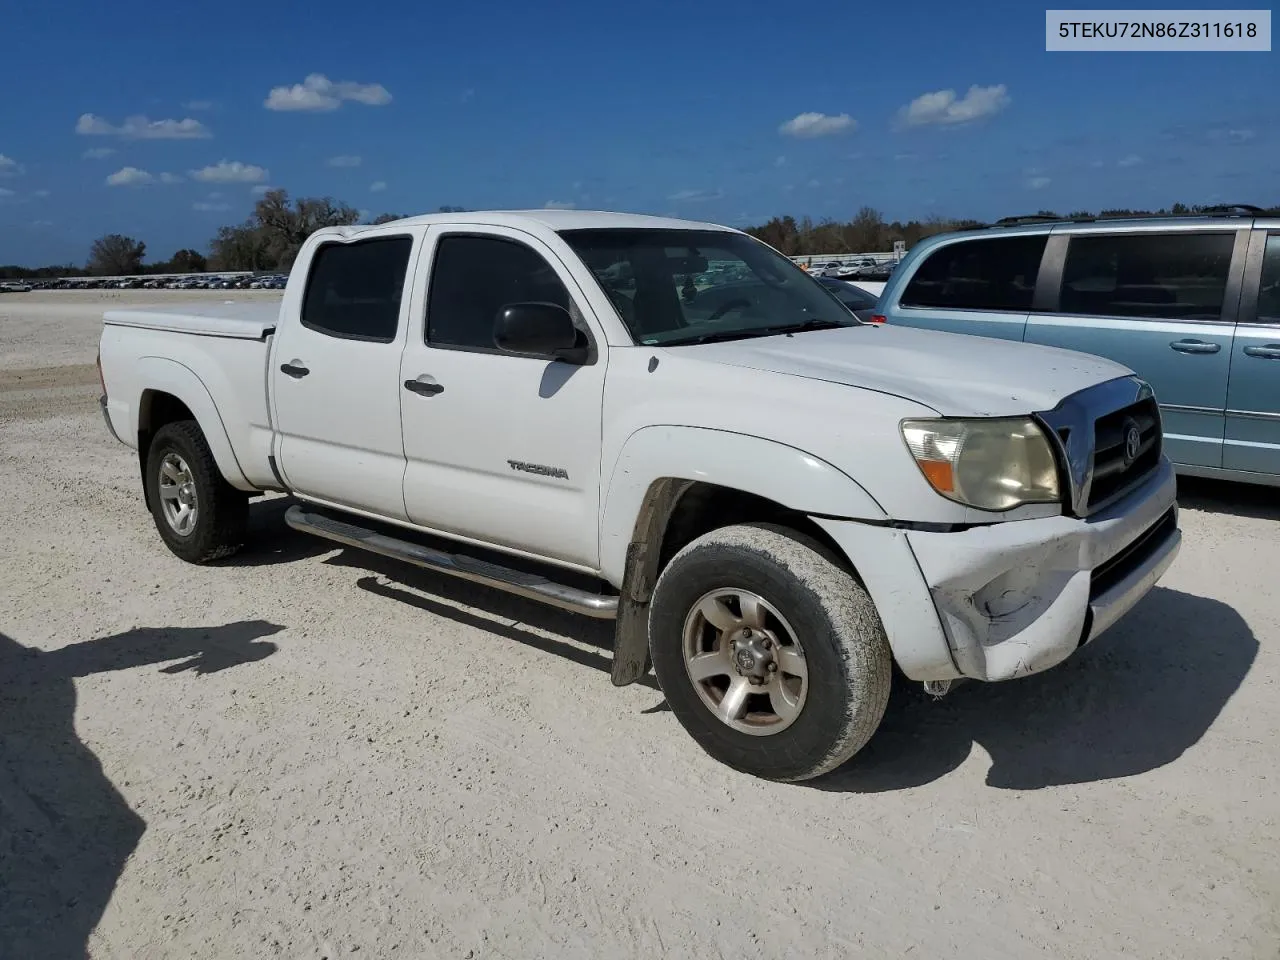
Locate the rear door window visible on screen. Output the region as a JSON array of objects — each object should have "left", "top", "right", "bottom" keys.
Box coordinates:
[
  {"left": 300, "top": 236, "right": 413, "bottom": 342},
  {"left": 1058, "top": 232, "right": 1234, "bottom": 321},
  {"left": 900, "top": 235, "right": 1047, "bottom": 312}
]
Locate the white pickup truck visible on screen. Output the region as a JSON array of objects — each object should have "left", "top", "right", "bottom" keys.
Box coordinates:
[{"left": 98, "top": 210, "right": 1181, "bottom": 781}]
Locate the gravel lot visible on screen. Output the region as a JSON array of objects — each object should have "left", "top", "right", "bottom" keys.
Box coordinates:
[{"left": 3, "top": 290, "right": 1278, "bottom": 959}]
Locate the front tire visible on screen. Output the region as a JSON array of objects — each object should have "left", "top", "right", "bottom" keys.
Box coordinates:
[
  {"left": 648, "top": 523, "right": 891, "bottom": 781},
  {"left": 145, "top": 420, "right": 247, "bottom": 563}
]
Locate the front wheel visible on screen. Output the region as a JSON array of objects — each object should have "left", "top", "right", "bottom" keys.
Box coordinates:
[
  {"left": 145, "top": 420, "right": 248, "bottom": 563},
  {"left": 648, "top": 523, "right": 892, "bottom": 781}
]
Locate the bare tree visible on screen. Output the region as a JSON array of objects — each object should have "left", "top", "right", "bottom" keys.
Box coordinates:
[
  {"left": 87, "top": 234, "right": 146, "bottom": 276},
  {"left": 371, "top": 213, "right": 409, "bottom": 224}
]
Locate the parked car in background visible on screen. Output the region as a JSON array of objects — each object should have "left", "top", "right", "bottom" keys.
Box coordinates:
[
  {"left": 877, "top": 206, "right": 1280, "bottom": 487},
  {"left": 0, "top": 281, "right": 33, "bottom": 293},
  {"left": 816, "top": 276, "right": 880, "bottom": 322}
]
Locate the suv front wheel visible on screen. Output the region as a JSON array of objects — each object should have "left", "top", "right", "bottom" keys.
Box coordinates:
[{"left": 648, "top": 523, "right": 892, "bottom": 781}]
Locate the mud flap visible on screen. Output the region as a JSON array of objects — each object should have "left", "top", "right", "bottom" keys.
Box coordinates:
[{"left": 610, "top": 478, "right": 693, "bottom": 687}]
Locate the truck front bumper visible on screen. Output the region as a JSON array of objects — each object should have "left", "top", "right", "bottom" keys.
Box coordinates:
[{"left": 815, "top": 456, "right": 1181, "bottom": 683}]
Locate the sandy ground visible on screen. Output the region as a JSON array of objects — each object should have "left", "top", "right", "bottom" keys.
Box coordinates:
[{"left": 2, "top": 291, "right": 1279, "bottom": 959}]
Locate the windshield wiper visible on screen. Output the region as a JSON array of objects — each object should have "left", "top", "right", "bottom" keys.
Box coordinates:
[{"left": 664, "top": 318, "right": 851, "bottom": 346}]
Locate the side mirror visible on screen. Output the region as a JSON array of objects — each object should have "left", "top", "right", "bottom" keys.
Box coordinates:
[{"left": 493, "top": 302, "right": 590, "bottom": 363}]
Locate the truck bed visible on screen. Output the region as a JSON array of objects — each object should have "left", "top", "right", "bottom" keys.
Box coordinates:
[{"left": 102, "top": 300, "right": 279, "bottom": 340}]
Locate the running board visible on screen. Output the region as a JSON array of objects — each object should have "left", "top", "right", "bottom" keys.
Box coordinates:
[{"left": 284, "top": 506, "right": 619, "bottom": 619}]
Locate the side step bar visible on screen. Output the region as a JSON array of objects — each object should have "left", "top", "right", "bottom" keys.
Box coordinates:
[{"left": 285, "top": 506, "right": 619, "bottom": 620}]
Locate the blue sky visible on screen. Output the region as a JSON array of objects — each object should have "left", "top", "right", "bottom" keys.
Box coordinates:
[{"left": 0, "top": 0, "right": 1275, "bottom": 266}]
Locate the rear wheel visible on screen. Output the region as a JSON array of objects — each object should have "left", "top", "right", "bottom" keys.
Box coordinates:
[
  {"left": 648, "top": 523, "right": 891, "bottom": 781},
  {"left": 145, "top": 420, "right": 247, "bottom": 563}
]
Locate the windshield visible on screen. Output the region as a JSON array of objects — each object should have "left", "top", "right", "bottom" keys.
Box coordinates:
[{"left": 558, "top": 228, "right": 861, "bottom": 346}]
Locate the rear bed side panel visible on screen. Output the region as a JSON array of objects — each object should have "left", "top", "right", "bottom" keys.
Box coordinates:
[{"left": 100, "top": 324, "right": 275, "bottom": 491}]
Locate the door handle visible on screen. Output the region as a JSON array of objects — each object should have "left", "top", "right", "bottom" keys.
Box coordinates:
[
  {"left": 1169, "top": 339, "right": 1221, "bottom": 354},
  {"left": 1242, "top": 344, "right": 1280, "bottom": 360},
  {"left": 280, "top": 360, "right": 310, "bottom": 378},
  {"left": 404, "top": 376, "right": 444, "bottom": 397}
]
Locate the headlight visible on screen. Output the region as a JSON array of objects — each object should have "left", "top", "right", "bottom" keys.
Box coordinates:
[{"left": 900, "top": 417, "right": 1061, "bottom": 511}]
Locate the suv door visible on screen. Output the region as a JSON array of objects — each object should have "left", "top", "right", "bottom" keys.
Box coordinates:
[
  {"left": 398, "top": 227, "right": 607, "bottom": 568},
  {"left": 1023, "top": 228, "right": 1245, "bottom": 469},
  {"left": 269, "top": 232, "right": 416, "bottom": 520},
  {"left": 1224, "top": 230, "right": 1280, "bottom": 476},
  {"left": 885, "top": 232, "right": 1048, "bottom": 340}
]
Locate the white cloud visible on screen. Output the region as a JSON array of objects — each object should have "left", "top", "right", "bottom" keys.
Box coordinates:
[
  {"left": 544, "top": 200, "right": 575, "bottom": 209},
  {"left": 193, "top": 201, "right": 231, "bottom": 212},
  {"left": 1118, "top": 154, "right": 1143, "bottom": 167},
  {"left": 33, "top": 189, "right": 50, "bottom": 198},
  {"left": 190, "top": 160, "right": 268, "bottom": 183},
  {"left": 1026, "top": 176, "right": 1052, "bottom": 190},
  {"left": 1089, "top": 159, "right": 1106, "bottom": 168},
  {"left": 184, "top": 100, "right": 214, "bottom": 111},
  {"left": 33, "top": 219, "right": 54, "bottom": 227},
  {"left": 0, "top": 154, "right": 22, "bottom": 176},
  {"left": 668, "top": 188, "right": 724, "bottom": 202},
  {"left": 369, "top": 181, "right": 387, "bottom": 192},
  {"left": 327, "top": 154, "right": 362, "bottom": 168},
  {"left": 83, "top": 147, "right": 116, "bottom": 159},
  {"left": 807, "top": 179, "right": 822, "bottom": 188},
  {"left": 251, "top": 184, "right": 274, "bottom": 195},
  {"left": 1228, "top": 129, "right": 1256, "bottom": 142},
  {"left": 76, "top": 113, "right": 211, "bottom": 139},
  {"left": 159, "top": 172, "right": 184, "bottom": 184},
  {"left": 0, "top": 187, "right": 14, "bottom": 197},
  {"left": 264, "top": 73, "right": 392, "bottom": 112},
  {"left": 778, "top": 112, "right": 855, "bottom": 138},
  {"left": 106, "top": 166, "right": 154, "bottom": 187},
  {"left": 774, "top": 155, "right": 787, "bottom": 167},
  {"left": 896, "top": 84, "right": 1010, "bottom": 128}
]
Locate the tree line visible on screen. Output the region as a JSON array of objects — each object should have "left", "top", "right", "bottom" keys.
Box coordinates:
[{"left": 2, "top": 196, "right": 1277, "bottom": 279}]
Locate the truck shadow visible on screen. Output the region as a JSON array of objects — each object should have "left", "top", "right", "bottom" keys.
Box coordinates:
[
  {"left": 321, "top": 549, "right": 661, "bottom": 691},
  {"left": 1176, "top": 476, "right": 1280, "bottom": 521},
  {"left": 813, "top": 587, "right": 1257, "bottom": 792},
  {"left": 0, "top": 621, "right": 282, "bottom": 960},
  {"left": 222, "top": 496, "right": 333, "bottom": 567}
]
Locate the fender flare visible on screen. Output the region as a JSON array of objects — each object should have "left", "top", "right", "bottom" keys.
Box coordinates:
[
  {"left": 133, "top": 356, "right": 252, "bottom": 491},
  {"left": 599, "top": 425, "right": 887, "bottom": 586}
]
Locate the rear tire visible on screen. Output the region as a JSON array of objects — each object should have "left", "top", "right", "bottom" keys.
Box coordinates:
[
  {"left": 145, "top": 420, "right": 248, "bottom": 563},
  {"left": 648, "top": 523, "right": 891, "bottom": 781}
]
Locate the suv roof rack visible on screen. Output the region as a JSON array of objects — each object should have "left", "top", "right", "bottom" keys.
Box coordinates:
[{"left": 988, "top": 204, "right": 1266, "bottom": 229}]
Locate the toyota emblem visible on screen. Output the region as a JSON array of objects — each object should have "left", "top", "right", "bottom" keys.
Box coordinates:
[{"left": 1123, "top": 421, "right": 1142, "bottom": 465}]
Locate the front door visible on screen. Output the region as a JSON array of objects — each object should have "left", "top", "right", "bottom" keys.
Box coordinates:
[
  {"left": 269, "top": 232, "right": 417, "bottom": 520},
  {"left": 398, "top": 227, "right": 607, "bottom": 569},
  {"left": 1224, "top": 230, "right": 1280, "bottom": 476},
  {"left": 1023, "top": 229, "right": 1242, "bottom": 469}
]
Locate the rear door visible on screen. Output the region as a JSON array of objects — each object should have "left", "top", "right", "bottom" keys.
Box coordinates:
[
  {"left": 269, "top": 231, "right": 418, "bottom": 520},
  {"left": 884, "top": 232, "right": 1047, "bottom": 340},
  {"left": 1023, "top": 227, "right": 1245, "bottom": 469},
  {"left": 1224, "top": 229, "right": 1280, "bottom": 476}
]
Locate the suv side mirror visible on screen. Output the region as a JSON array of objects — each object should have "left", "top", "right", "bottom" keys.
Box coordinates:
[{"left": 493, "top": 302, "right": 590, "bottom": 363}]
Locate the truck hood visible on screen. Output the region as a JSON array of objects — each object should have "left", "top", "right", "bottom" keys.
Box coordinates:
[{"left": 668, "top": 324, "right": 1134, "bottom": 417}]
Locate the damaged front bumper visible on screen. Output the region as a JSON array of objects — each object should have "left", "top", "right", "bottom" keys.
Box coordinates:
[{"left": 905, "top": 456, "right": 1181, "bottom": 681}]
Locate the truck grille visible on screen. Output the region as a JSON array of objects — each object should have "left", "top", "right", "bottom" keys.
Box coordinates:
[{"left": 1087, "top": 396, "right": 1161, "bottom": 510}]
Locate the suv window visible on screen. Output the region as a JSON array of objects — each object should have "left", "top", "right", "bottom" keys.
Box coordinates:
[
  {"left": 427, "top": 234, "right": 571, "bottom": 350},
  {"left": 1256, "top": 234, "right": 1280, "bottom": 323},
  {"left": 1058, "top": 232, "right": 1234, "bottom": 321},
  {"left": 300, "top": 236, "right": 413, "bottom": 342},
  {"left": 900, "top": 235, "right": 1047, "bottom": 312}
]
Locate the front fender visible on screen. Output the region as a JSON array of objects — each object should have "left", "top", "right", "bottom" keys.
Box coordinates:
[
  {"left": 598, "top": 425, "right": 887, "bottom": 585},
  {"left": 132, "top": 356, "right": 251, "bottom": 490}
]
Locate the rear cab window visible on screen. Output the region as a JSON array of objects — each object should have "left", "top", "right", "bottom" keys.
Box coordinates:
[
  {"left": 1255, "top": 234, "right": 1280, "bottom": 322},
  {"left": 899, "top": 234, "right": 1047, "bottom": 312},
  {"left": 301, "top": 236, "right": 414, "bottom": 341}
]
